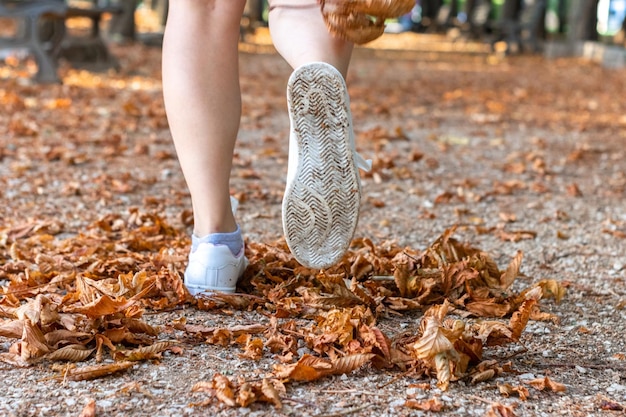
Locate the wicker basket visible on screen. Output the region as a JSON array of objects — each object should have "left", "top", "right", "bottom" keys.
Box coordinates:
[{"left": 320, "top": 0, "right": 415, "bottom": 44}]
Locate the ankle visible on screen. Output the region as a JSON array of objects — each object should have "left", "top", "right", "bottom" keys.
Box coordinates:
[
  {"left": 192, "top": 225, "right": 243, "bottom": 256},
  {"left": 192, "top": 211, "right": 238, "bottom": 236}
]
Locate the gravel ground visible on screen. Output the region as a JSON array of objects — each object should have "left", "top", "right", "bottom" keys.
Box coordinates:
[{"left": 1, "top": 35, "right": 625, "bottom": 416}]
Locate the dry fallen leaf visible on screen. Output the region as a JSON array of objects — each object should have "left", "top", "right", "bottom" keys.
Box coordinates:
[
  {"left": 65, "top": 283, "right": 154, "bottom": 318},
  {"left": 114, "top": 341, "right": 177, "bottom": 362},
  {"left": 57, "top": 361, "right": 134, "bottom": 382},
  {"left": 78, "top": 399, "right": 96, "bottom": 417},
  {"left": 44, "top": 344, "right": 95, "bottom": 362},
  {"left": 485, "top": 402, "right": 518, "bottom": 417},
  {"left": 405, "top": 396, "right": 444, "bottom": 411},
  {"left": 273, "top": 354, "right": 333, "bottom": 382},
  {"left": 261, "top": 378, "right": 283, "bottom": 409},
  {"left": 498, "top": 383, "right": 530, "bottom": 400},
  {"left": 527, "top": 376, "right": 566, "bottom": 392},
  {"left": 0, "top": 210, "right": 562, "bottom": 398},
  {"left": 330, "top": 353, "right": 375, "bottom": 376}
]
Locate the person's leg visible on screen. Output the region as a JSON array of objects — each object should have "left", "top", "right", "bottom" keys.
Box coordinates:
[
  {"left": 162, "top": 0, "right": 246, "bottom": 237},
  {"left": 268, "top": 4, "right": 353, "bottom": 76},
  {"left": 162, "top": 0, "right": 248, "bottom": 294},
  {"left": 268, "top": 4, "right": 370, "bottom": 269}
]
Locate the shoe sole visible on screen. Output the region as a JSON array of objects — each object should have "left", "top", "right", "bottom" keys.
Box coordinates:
[{"left": 283, "top": 62, "right": 361, "bottom": 269}]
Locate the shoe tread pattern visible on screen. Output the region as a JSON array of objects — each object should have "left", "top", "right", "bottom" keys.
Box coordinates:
[{"left": 283, "top": 63, "right": 361, "bottom": 269}]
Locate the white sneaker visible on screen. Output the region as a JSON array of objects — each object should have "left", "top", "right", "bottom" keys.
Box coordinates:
[
  {"left": 282, "top": 62, "right": 371, "bottom": 269},
  {"left": 184, "top": 243, "right": 248, "bottom": 295},
  {"left": 184, "top": 197, "right": 248, "bottom": 294}
]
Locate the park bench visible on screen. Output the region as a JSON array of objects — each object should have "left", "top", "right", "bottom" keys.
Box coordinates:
[{"left": 0, "top": 0, "right": 122, "bottom": 83}]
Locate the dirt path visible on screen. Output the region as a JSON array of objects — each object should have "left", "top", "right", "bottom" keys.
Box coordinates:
[{"left": 1, "top": 37, "right": 625, "bottom": 416}]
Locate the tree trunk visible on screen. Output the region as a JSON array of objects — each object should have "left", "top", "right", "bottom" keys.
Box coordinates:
[{"left": 567, "top": 0, "right": 599, "bottom": 41}]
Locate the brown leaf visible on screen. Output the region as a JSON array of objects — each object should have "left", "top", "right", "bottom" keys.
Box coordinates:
[
  {"left": 273, "top": 354, "right": 332, "bottom": 382},
  {"left": 465, "top": 301, "right": 512, "bottom": 318},
  {"left": 405, "top": 397, "right": 444, "bottom": 411},
  {"left": 0, "top": 320, "right": 24, "bottom": 338},
  {"left": 191, "top": 381, "right": 213, "bottom": 393},
  {"left": 95, "top": 334, "right": 116, "bottom": 362},
  {"left": 302, "top": 287, "right": 363, "bottom": 308},
  {"left": 213, "top": 374, "right": 237, "bottom": 407},
  {"left": 498, "top": 383, "right": 530, "bottom": 400},
  {"left": 15, "top": 295, "right": 54, "bottom": 325},
  {"left": 114, "top": 341, "right": 177, "bottom": 362},
  {"left": 412, "top": 316, "right": 455, "bottom": 361},
  {"left": 485, "top": 402, "right": 518, "bottom": 417},
  {"left": 66, "top": 283, "right": 154, "bottom": 318},
  {"left": 566, "top": 183, "right": 583, "bottom": 197},
  {"left": 122, "top": 318, "right": 159, "bottom": 336},
  {"left": 362, "top": 325, "right": 391, "bottom": 362},
  {"left": 183, "top": 323, "right": 267, "bottom": 337},
  {"left": 499, "top": 251, "right": 523, "bottom": 289},
  {"left": 78, "top": 399, "right": 96, "bottom": 417},
  {"left": 508, "top": 298, "right": 537, "bottom": 342},
  {"left": 599, "top": 399, "right": 624, "bottom": 411},
  {"left": 386, "top": 297, "right": 422, "bottom": 311},
  {"left": 59, "top": 361, "right": 134, "bottom": 381},
  {"left": 20, "top": 319, "right": 50, "bottom": 361},
  {"left": 394, "top": 265, "right": 409, "bottom": 297},
  {"left": 496, "top": 230, "right": 537, "bottom": 242},
  {"left": 0, "top": 352, "right": 31, "bottom": 367},
  {"left": 45, "top": 344, "right": 95, "bottom": 362},
  {"left": 454, "top": 338, "right": 483, "bottom": 364},
  {"left": 434, "top": 352, "right": 455, "bottom": 391},
  {"left": 527, "top": 376, "right": 566, "bottom": 392},
  {"left": 238, "top": 338, "right": 264, "bottom": 361},
  {"left": 104, "top": 327, "right": 149, "bottom": 345},
  {"left": 535, "top": 280, "right": 566, "bottom": 303},
  {"left": 261, "top": 378, "right": 282, "bottom": 409},
  {"left": 44, "top": 330, "right": 92, "bottom": 348},
  {"left": 476, "top": 321, "right": 514, "bottom": 346},
  {"left": 236, "top": 383, "right": 256, "bottom": 407},
  {"left": 350, "top": 278, "right": 376, "bottom": 307},
  {"left": 330, "top": 353, "right": 375, "bottom": 375},
  {"left": 471, "top": 368, "right": 496, "bottom": 384}
]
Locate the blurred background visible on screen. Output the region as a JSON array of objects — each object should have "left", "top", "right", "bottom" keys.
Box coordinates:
[{"left": 0, "top": 0, "right": 625, "bottom": 83}]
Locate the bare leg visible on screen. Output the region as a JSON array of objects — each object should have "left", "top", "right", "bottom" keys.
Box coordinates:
[
  {"left": 269, "top": 3, "right": 364, "bottom": 269},
  {"left": 268, "top": 3, "right": 353, "bottom": 76},
  {"left": 162, "top": 0, "right": 246, "bottom": 236}
]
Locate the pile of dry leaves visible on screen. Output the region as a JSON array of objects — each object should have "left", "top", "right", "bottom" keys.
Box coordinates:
[{"left": 0, "top": 209, "right": 565, "bottom": 410}]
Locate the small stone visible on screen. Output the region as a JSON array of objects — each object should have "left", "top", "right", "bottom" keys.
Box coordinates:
[
  {"left": 613, "top": 262, "right": 624, "bottom": 271},
  {"left": 389, "top": 399, "right": 405, "bottom": 408},
  {"left": 607, "top": 383, "right": 626, "bottom": 392},
  {"left": 96, "top": 400, "right": 113, "bottom": 409},
  {"left": 161, "top": 169, "right": 173, "bottom": 180},
  {"left": 519, "top": 373, "right": 536, "bottom": 380},
  {"left": 575, "top": 366, "right": 587, "bottom": 374}
]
